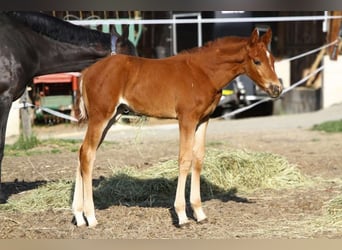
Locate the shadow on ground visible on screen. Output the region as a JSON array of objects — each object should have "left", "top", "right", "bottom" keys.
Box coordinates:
[
  {"left": 1, "top": 180, "right": 47, "bottom": 203},
  {"left": 2, "top": 174, "right": 251, "bottom": 226},
  {"left": 92, "top": 174, "right": 251, "bottom": 209},
  {"left": 90, "top": 174, "right": 252, "bottom": 226}
]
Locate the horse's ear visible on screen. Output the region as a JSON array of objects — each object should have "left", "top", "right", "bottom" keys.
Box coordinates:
[
  {"left": 110, "top": 25, "right": 120, "bottom": 37},
  {"left": 121, "top": 24, "right": 130, "bottom": 40},
  {"left": 249, "top": 28, "right": 259, "bottom": 45},
  {"left": 261, "top": 28, "right": 272, "bottom": 46}
]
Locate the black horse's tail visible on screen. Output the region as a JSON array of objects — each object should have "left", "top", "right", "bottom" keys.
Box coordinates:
[{"left": 77, "top": 72, "right": 89, "bottom": 123}]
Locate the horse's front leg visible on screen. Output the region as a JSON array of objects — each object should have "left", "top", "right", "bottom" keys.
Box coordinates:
[
  {"left": 174, "top": 118, "right": 196, "bottom": 226},
  {"left": 0, "top": 95, "right": 13, "bottom": 203},
  {"left": 190, "top": 120, "right": 209, "bottom": 223}
]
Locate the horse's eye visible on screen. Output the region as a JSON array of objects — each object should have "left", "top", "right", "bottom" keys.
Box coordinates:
[{"left": 253, "top": 59, "right": 261, "bottom": 66}]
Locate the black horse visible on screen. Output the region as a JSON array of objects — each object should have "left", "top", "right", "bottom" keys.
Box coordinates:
[{"left": 0, "top": 11, "right": 137, "bottom": 203}]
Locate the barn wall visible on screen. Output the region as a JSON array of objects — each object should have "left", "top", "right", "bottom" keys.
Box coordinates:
[
  {"left": 323, "top": 55, "right": 342, "bottom": 108},
  {"left": 276, "top": 11, "right": 325, "bottom": 85}
]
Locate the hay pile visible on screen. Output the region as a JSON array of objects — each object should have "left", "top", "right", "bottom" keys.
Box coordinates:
[
  {"left": 323, "top": 195, "right": 342, "bottom": 225},
  {"left": 204, "top": 149, "right": 308, "bottom": 191},
  {"left": 0, "top": 149, "right": 309, "bottom": 212},
  {"left": 93, "top": 149, "right": 309, "bottom": 208},
  {"left": 0, "top": 181, "right": 73, "bottom": 212}
]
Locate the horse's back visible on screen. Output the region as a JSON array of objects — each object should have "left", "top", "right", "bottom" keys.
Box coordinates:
[
  {"left": 81, "top": 53, "right": 214, "bottom": 119},
  {"left": 86, "top": 54, "right": 193, "bottom": 91}
]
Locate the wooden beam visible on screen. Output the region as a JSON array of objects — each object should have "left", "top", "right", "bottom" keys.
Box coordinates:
[{"left": 327, "top": 11, "right": 342, "bottom": 60}]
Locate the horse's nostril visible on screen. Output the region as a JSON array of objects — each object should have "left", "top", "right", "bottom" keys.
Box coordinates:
[
  {"left": 269, "top": 84, "right": 282, "bottom": 97},
  {"left": 275, "top": 85, "right": 281, "bottom": 92},
  {"left": 273, "top": 85, "right": 279, "bottom": 93}
]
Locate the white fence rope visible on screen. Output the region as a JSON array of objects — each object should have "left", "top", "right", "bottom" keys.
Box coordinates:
[
  {"left": 283, "top": 40, "right": 339, "bottom": 63},
  {"left": 12, "top": 102, "right": 78, "bottom": 122},
  {"left": 221, "top": 66, "right": 326, "bottom": 119},
  {"left": 68, "top": 15, "right": 342, "bottom": 26}
]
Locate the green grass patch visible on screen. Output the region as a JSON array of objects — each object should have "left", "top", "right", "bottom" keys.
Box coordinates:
[
  {"left": 4, "top": 135, "right": 40, "bottom": 156},
  {"left": 10, "top": 134, "right": 40, "bottom": 150},
  {"left": 5, "top": 138, "right": 82, "bottom": 156},
  {"left": 5, "top": 138, "right": 119, "bottom": 157},
  {"left": 312, "top": 120, "right": 342, "bottom": 133},
  {"left": 0, "top": 149, "right": 310, "bottom": 212}
]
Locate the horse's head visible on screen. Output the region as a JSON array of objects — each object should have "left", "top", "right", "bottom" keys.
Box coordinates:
[
  {"left": 111, "top": 25, "right": 138, "bottom": 56},
  {"left": 244, "top": 28, "right": 283, "bottom": 98},
  {"left": 115, "top": 36, "right": 138, "bottom": 56}
]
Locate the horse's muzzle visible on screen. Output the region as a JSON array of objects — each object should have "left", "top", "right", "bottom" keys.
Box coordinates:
[{"left": 267, "top": 84, "right": 283, "bottom": 98}]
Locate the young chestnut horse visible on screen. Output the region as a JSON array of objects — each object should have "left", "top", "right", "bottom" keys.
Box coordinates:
[
  {"left": 73, "top": 28, "right": 283, "bottom": 227},
  {"left": 0, "top": 11, "right": 137, "bottom": 203}
]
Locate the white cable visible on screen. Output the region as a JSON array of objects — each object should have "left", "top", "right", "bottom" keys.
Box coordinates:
[
  {"left": 283, "top": 40, "right": 339, "bottom": 63},
  {"left": 222, "top": 66, "right": 325, "bottom": 119},
  {"left": 12, "top": 102, "right": 78, "bottom": 122},
  {"left": 68, "top": 15, "right": 342, "bottom": 26}
]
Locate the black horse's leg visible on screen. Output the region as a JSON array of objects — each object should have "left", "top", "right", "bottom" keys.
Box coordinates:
[{"left": 0, "top": 95, "right": 12, "bottom": 203}]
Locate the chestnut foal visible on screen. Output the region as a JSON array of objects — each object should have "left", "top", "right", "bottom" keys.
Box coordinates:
[{"left": 72, "top": 28, "right": 283, "bottom": 227}]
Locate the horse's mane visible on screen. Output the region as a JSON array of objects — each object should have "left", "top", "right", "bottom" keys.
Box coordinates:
[
  {"left": 179, "top": 36, "right": 248, "bottom": 55},
  {"left": 5, "top": 11, "right": 111, "bottom": 49}
]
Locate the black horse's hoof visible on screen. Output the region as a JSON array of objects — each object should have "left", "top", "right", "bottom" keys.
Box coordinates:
[{"left": 0, "top": 192, "right": 7, "bottom": 204}]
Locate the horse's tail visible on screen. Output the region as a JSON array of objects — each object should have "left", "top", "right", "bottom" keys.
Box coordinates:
[{"left": 77, "top": 72, "right": 89, "bottom": 122}]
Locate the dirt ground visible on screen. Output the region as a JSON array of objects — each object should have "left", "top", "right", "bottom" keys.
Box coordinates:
[{"left": 1, "top": 104, "right": 342, "bottom": 239}]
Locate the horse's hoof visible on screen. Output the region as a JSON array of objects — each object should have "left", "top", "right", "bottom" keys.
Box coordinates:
[
  {"left": 86, "top": 216, "right": 98, "bottom": 228},
  {"left": 72, "top": 216, "right": 87, "bottom": 227},
  {"left": 0, "top": 192, "right": 7, "bottom": 204},
  {"left": 197, "top": 217, "right": 208, "bottom": 224},
  {"left": 178, "top": 219, "right": 191, "bottom": 228},
  {"left": 72, "top": 212, "right": 87, "bottom": 227},
  {"left": 77, "top": 221, "right": 87, "bottom": 227}
]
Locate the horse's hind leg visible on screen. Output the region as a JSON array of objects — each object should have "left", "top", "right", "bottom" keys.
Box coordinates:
[
  {"left": 190, "top": 120, "right": 209, "bottom": 223},
  {"left": 72, "top": 153, "right": 86, "bottom": 226},
  {"left": 72, "top": 117, "right": 109, "bottom": 227}
]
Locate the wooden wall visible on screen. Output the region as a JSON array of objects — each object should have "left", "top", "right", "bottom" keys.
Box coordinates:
[{"left": 275, "top": 11, "right": 325, "bottom": 85}]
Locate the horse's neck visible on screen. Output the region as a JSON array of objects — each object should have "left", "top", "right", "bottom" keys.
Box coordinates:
[
  {"left": 191, "top": 39, "right": 247, "bottom": 90},
  {"left": 35, "top": 35, "right": 109, "bottom": 75},
  {"left": 7, "top": 11, "right": 111, "bottom": 50}
]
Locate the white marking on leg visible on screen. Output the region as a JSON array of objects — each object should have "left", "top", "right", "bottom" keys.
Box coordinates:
[
  {"left": 74, "top": 211, "right": 87, "bottom": 227},
  {"left": 190, "top": 121, "right": 208, "bottom": 223},
  {"left": 194, "top": 208, "right": 207, "bottom": 222},
  {"left": 174, "top": 168, "right": 190, "bottom": 225},
  {"left": 86, "top": 215, "right": 98, "bottom": 228},
  {"left": 72, "top": 160, "right": 86, "bottom": 226},
  {"left": 177, "top": 211, "right": 189, "bottom": 225}
]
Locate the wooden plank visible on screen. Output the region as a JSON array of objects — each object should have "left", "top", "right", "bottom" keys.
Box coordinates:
[{"left": 327, "top": 11, "right": 342, "bottom": 60}]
